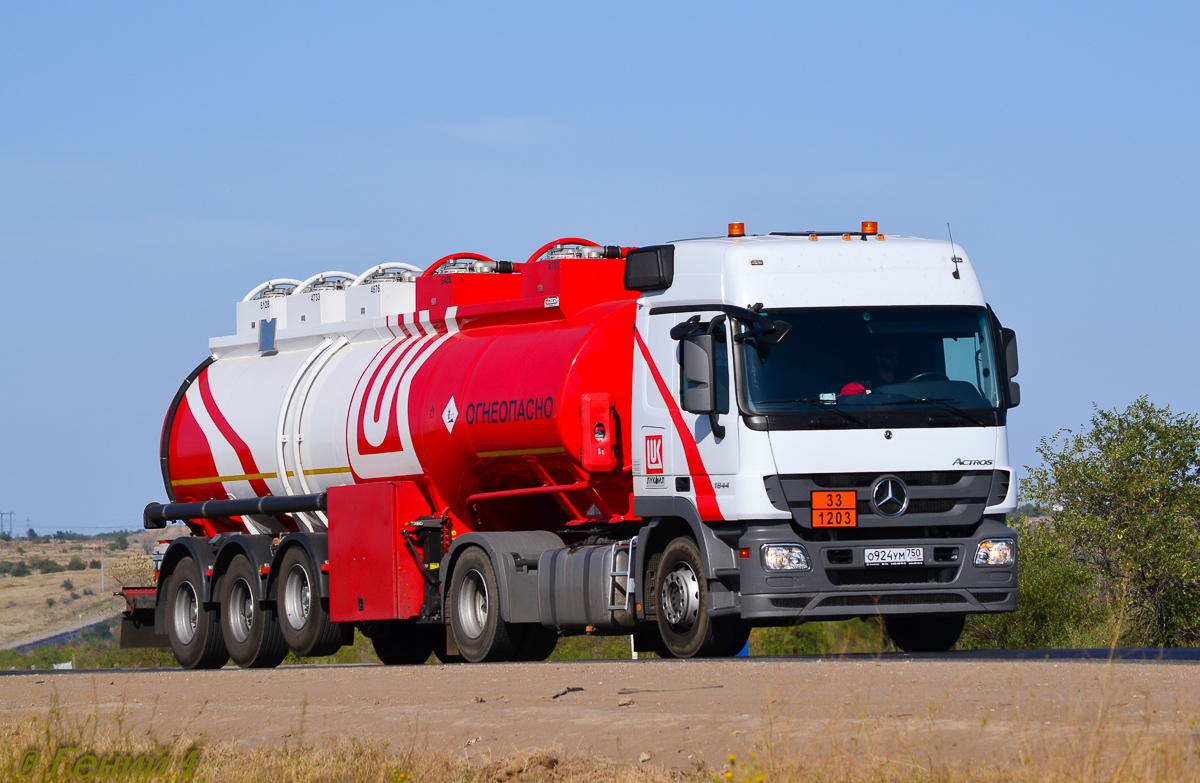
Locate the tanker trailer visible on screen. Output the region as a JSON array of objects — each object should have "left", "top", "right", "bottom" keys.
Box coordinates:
[{"left": 123, "top": 224, "right": 1022, "bottom": 668}]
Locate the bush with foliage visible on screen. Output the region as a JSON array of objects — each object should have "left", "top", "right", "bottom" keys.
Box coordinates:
[
  {"left": 1028, "top": 397, "right": 1200, "bottom": 647},
  {"left": 28, "top": 556, "right": 64, "bottom": 574},
  {"left": 967, "top": 397, "right": 1200, "bottom": 650},
  {"left": 67, "top": 555, "right": 87, "bottom": 571},
  {"left": 0, "top": 561, "right": 31, "bottom": 577},
  {"left": 88, "top": 559, "right": 101, "bottom": 569}
]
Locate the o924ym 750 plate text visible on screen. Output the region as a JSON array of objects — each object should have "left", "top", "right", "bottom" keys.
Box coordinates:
[{"left": 863, "top": 547, "right": 923, "bottom": 566}]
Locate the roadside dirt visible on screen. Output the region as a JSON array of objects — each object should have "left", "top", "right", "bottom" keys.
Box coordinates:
[{"left": 2, "top": 658, "right": 1197, "bottom": 771}]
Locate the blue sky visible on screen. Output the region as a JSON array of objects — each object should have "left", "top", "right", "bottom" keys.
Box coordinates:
[{"left": 1, "top": 3, "right": 1196, "bottom": 532}]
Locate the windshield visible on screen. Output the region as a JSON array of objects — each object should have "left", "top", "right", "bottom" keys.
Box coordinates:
[{"left": 740, "top": 307, "right": 1001, "bottom": 414}]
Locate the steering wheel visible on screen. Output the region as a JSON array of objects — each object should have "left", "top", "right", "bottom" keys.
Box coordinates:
[{"left": 906, "top": 371, "right": 949, "bottom": 383}]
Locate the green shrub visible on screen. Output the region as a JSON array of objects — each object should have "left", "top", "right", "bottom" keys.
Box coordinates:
[
  {"left": 45, "top": 598, "right": 55, "bottom": 608},
  {"left": 1025, "top": 397, "right": 1200, "bottom": 647},
  {"left": 0, "top": 561, "right": 31, "bottom": 577},
  {"left": 88, "top": 559, "right": 101, "bottom": 569},
  {"left": 29, "top": 556, "right": 64, "bottom": 574},
  {"left": 67, "top": 555, "right": 87, "bottom": 571},
  {"left": 61, "top": 578, "right": 75, "bottom": 591},
  {"left": 962, "top": 518, "right": 1109, "bottom": 649},
  {"left": 752, "top": 618, "right": 889, "bottom": 656}
]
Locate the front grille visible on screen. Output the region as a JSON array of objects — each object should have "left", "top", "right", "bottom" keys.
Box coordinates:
[
  {"left": 817, "top": 593, "right": 969, "bottom": 608},
  {"left": 827, "top": 566, "right": 959, "bottom": 586},
  {"left": 769, "top": 597, "right": 812, "bottom": 609},
  {"left": 853, "top": 498, "right": 956, "bottom": 516},
  {"left": 810, "top": 471, "right": 980, "bottom": 488},
  {"left": 827, "top": 548, "right": 853, "bottom": 565},
  {"left": 971, "top": 591, "right": 1011, "bottom": 604}
]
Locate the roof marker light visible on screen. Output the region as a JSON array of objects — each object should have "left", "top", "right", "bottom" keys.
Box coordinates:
[
  {"left": 862, "top": 221, "right": 878, "bottom": 235},
  {"left": 842, "top": 233, "right": 852, "bottom": 241},
  {"left": 808, "top": 234, "right": 818, "bottom": 241},
  {"left": 728, "top": 223, "right": 745, "bottom": 237}
]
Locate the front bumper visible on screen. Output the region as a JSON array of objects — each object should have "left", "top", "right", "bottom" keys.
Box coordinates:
[{"left": 731, "top": 517, "right": 1017, "bottom": 622}]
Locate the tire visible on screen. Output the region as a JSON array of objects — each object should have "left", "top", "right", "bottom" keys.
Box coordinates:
[
  {"left": 705, "top": 620, "right": 752, "bottom": 658},
  {"left": 514, "top": 625, "right": 558, "bottom": 662},
  {"left": 219, "top": 555, "right": 289, "bottom": 668},
  {"left": 654, "top": 537, "right": 729, "bottom": 658},
  {"left": 164, "top": 558, "right": 229, "bottom": 670},
  {"left": 448, "top": 547, "right": 521, "bottom": 662},
  {"left": 371, "top": 621, "right": 434, "bottom": 665},
  {"left": 277, "top": 546, "right": 345, "bottom": 657},
  {"left": 884, "top": 613, "right": 966, "bottom": 653}
]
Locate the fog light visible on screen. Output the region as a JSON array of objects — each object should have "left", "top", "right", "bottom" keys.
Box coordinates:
[
  {"left": 761, "top": 544, "right": 812, "bottom": 572},
  {"left": 974, "top": 539, "right": 1015, "bottom": 566}
]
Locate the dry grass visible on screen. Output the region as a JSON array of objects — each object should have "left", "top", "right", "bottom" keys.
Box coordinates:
[
  {"left": 0, "top": 529, "right": 185, "bottom": 650},
  {"left": 3, "top": 666, "right": 1200, "bottom": 783}
]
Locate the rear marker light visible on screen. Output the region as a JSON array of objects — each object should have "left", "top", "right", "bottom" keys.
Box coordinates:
[
  {"left": 739, "top": 547, "right": 750, "bottom": 559},
  {"left": 259, "top": 564, "right": 270, "bottom": 576},
  {"left": 205, "top": 567, "right": 213, "bottom": 576}
]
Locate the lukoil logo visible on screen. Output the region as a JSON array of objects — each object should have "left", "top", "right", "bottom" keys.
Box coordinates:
[{"left": 645, "top": 435, "right": 664, "bottom": 474}]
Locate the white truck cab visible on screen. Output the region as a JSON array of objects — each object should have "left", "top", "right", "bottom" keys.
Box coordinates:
[{"left": 627, "top": 223, "right": 1019, "bottom": 653}]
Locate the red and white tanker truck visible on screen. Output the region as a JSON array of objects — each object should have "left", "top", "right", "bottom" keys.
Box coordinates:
[{"left": 122, "top": 223, "right": 1021, "bottom": 668}]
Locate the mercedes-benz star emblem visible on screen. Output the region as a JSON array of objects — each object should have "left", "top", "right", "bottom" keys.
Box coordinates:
[{"left": 871, "top": 477, "right": 909, "bottom": 517}]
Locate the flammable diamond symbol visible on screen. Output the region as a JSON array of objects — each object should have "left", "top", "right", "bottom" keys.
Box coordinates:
[{"left": 443, "top": 397, "right": 458, "bottom": 434}]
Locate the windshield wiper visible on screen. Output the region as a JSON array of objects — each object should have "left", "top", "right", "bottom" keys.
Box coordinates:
[
  {"left": 880, "top": 397, "right": 987, "bottom": 427},
  {"left": 756, "top": 398, "right": 867, "bottom": 428}
]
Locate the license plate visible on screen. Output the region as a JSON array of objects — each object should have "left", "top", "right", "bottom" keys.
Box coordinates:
[
  {"left": 811, "top": 491, "right": 857, "bottom": 528},
  {"left": 864, "top": 546, "right": 924, "bottom": 566}
]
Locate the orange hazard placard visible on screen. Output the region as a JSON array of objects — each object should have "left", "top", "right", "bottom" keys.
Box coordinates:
[{"left": 811, "top": 490, "right": 857, "bottom": 527}]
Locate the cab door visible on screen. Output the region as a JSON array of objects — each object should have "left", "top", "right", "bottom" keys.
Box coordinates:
[{"left": 633, "top": 307, "right": 739, "bottom": 519}]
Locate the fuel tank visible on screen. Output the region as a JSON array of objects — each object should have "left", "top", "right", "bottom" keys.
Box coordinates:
[{"left": 162, "top": 250, "right": 638, "bottom": 536}]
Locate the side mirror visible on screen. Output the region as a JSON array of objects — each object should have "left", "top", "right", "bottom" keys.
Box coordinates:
[
  {"left": 681, "top": 333, "right": 717, "bottom": 414},
  {"left": 1007, "top": 380, "right": 1021, "bottom": 408},
  {"left": 1001, "top": 328, "right": 1018, "bottom": 379}
]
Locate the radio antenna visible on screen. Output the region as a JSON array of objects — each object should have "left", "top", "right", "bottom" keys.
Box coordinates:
[{"left": 946, "top": 223, "right": 962, "bottom": 279}]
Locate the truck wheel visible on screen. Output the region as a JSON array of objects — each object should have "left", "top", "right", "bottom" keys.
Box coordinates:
[
  {"left": 278, "top": 546, "right": 344, "bottom": 657},
  {"left": 705, "top": 620, "right": 752, "bottom": 658},
  {"left": 514, "top": 626, "right": 558, "bottom": 661},
  {"left": 884, "top": 613, "right": 966, "bottom": 653},
  {"left": 371, "top": 621, "right": 434, "bottom": 665},
  {"left": 448, "top": 547, "right": 520, "bottom": 662},
  {"left": 165, "top": 558, "right": 228, "bottom": 670},
  {"left": 219, "top": 555, "right": 289, "bottom": 668},
  {"left": 655, "top": 537, "right": 722, "bottom": 658}
]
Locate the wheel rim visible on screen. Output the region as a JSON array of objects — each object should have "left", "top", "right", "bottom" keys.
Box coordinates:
[
  {"left": 173, "top": 581, "right": 199, "bottom": 645},
  {"left": 228, "top": 578, "right": 255, "bottom": 644},
  {"left": 661, "top": 562, "right": 700, "bottom": 631},
  {"left": 283, "top": 564, "right": 311, "bottom": 632},
  {"left": 456, "top": 569, "right": 488, "bottom": 639}
]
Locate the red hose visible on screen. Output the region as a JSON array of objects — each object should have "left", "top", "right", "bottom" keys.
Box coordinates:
[
  {"left": 421, "top": 252, "right": 497, "bottom": 277},
  {"left": 524, "top": 238, "right": 599, "bottom": 265}
]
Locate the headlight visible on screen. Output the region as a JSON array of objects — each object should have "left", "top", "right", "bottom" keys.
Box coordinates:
[
  {"left": 761, "top": 544, "right": 812, "bottom": 572},
  {"left": 974, "top": 539, "right": 1015, "bottom": 566}
]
